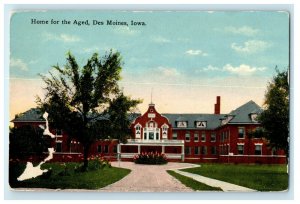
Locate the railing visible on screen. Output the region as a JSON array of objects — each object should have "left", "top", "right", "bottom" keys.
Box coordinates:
[
  {"left": 126, "top": 139, "right": 184, "bottom": 144},
  {"left": 120, "top": 153, "right": 182, "bottom": 159}
]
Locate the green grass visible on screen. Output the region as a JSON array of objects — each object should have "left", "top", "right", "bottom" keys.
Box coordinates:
[
  {"left": 167, "top": 170, "right": 222, "bottom": 191},
  {"left": 181, "top": 164, "right": 288, "bottom": 191},
  {"left": 9, "top": 162, "right": 131, "bottom": 189}
]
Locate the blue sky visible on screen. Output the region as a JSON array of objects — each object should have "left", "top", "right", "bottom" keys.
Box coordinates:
[{"left": 10, "top": 11, "right": 289, "bottom": 119}]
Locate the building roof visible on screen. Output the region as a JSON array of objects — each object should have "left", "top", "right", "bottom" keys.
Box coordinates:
[
  {"left": 227, "top": 100, "right": 262, "bottom": 124},
  {"left": 11, "top": 108, "right": 141, "bottom": 124},
  {"left": 162, "top": 113, "right": 226, "bottom": 130},
  {"left": 11, "top": 108, "right": 45, "bottom": 122},
  {"left": 12, "top": 101, "right": 262, "bottom": 128}
]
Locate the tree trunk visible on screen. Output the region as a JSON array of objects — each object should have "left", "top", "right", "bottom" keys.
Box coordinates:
[{"left": 83, "top": 144, "right": 90, "bottom": 171}]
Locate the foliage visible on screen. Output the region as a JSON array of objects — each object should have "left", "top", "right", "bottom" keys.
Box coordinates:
[
  {"left": 259, "top": 68, "right": 289, "bottom": 159},
  {"left": 9, "top": 125, "right": 52, "bottom": 161},
  {"left": 9, "top": 162, "right": 131, "bottom": 189},
  {"left": 133, "top": 152, "right": 168, "bottom": 165},
  {"left": 182, "top": 164, "right": 288, "bottom": 191},
  {"left": 167, "top": 170, "right": 222, "bottom": 191},
  {"left": 79, "top": 155, "right": 111, "bottom": 171},
  {"left": 36, "top": 51, "right": 141, "bottom": 170}
]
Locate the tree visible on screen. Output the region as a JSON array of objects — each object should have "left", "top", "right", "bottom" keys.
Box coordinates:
[
  {"left": 37, "top": 51, "right": 141, "bottom": 170},
  {"left": 259, "top": 68, "right": 289, "bottom": 160},
  {"left": 9, "top": 125, "right": 51, "bottom": 161}
]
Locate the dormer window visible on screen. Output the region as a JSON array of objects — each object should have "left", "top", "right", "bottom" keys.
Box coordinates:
[
  {"left": 221, "top": 115, "right": 234, "bottom": 125},
  {"left": 176, "top": 121, "right": 187, "bottom": 128},
  {"left": 250, "top": 113, "right": 258, "bottom": 122},
  {"left": 195, "top": 121, "right": 207, "bottom": 128}
]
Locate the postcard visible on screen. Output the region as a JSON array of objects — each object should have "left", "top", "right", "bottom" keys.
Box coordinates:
[{"left": 9, "top": 10, "right": 289, "bottom": 193}]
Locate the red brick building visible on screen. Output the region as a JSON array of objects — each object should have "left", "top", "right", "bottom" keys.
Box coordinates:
[{"left": 11, "top": 96, "right": 286, "bottom": 164}]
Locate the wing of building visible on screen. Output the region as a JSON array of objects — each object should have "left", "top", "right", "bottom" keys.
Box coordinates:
[{"left": 11, "top": 96, "right": 286, "bottom": 164}]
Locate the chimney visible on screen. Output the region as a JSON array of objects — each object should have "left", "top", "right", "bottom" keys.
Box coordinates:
[{"left": 214, "top": 96, "right": 221, "bottom": 114}]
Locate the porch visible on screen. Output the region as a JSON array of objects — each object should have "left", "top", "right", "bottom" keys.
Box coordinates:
[{"left": 118, "top": 139, "right": 185, "bottom": 161}]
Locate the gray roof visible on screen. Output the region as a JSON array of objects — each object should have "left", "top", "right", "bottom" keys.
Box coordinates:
[
  {"left": 12, "top": 101, "right": 261, "bottom": 128},
  {"left": 11, "top": 108, "right": 141, "bottom": 124},
  {"left": 227, "top": 100, "right": 262, "bottom": 124},
  {"left": 11, "top": 108, "right": 45, "bottom": 122},
  {"left": 162, "top": 113, "right": 225, "bottom": 130}
]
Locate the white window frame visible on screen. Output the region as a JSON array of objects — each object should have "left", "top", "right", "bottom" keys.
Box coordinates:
[
  {"left": 255, "top": 144, "right": 263, "bottom": 155},
  {"left": 185, "top": 132, "right": 190, "bottom": 142},
  {"left": 172, "top": 132, "right": 177, "bottom": 140},
  {"left": 238, "top": 127, "right": 245, "bottom": 139},
  {"left": 194, "top": 132, "right": 199, "bottom": 142},
  {"left": 201, "top": 132, "right": 206, "bottom": 142},
  {"left": 237, "top": 144, "right": 244, "bottom": 155},
  {"left": 211, "top": 132, "right": 216, "bottom": 142}
]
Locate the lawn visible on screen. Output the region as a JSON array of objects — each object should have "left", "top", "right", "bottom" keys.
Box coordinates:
[
  {"left": 9, "top": 162, "right": 131, "bottom": 189},
  {"left": 181, "top": 164, "right": 288, "bottom": 191},
  {"left": 167, "top": 170, "right": 222, "bottom": 191}
]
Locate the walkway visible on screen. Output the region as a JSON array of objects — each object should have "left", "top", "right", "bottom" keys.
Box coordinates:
[
  {"left": 99, "top": 161, "right": 198, "bottom": 192},
  {"left": 100, "top": 162, "right": 256, "bottom": 192},
  {"left": 172, "top": 169, "right": 256, "bottom": 192}
]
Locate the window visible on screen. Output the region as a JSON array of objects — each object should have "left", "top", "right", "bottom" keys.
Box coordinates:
[
  {"left": 211, "top": 132, "right": 216, "bottom": 142},
  {"left": 194, "top": 146, "right": 200, "bottom": 155},
  {"left": 156, "top": 132, "right": 159, "bottom": 140},
  {"left": 201, "top": 132, "right": 206, "bottom": 142},
  {"left": 185, "top": 147, "right": 191, "bottom": 155},
  {"left": 201, "top": 146, "right": 207, "bottom": 155},
  {"left": 238, "top": 127, "right": 245, "bottom": 138},
  {"left": 113, "top": 145, "right": 118, "bottom": 153},
  {"left": 162, "top": 125, "right": 168, "bottom": 138},
  {"left": 148, "top": 121, "right": 155, "bottom": 128},
  {"left": 195, "top": 121, "right": 207, "bottom": 128},
  {"left": 254, "top": 127, "right": 262, "bottom": 139},
  {"left": 149, "top": 132, "right": 154, "bottom": 140},
  {"left": 177, "top": 121, "right": 187, "bottom": 128},
  {"left": 172, "top": 132, "right": 177, "bottom": 140},
  {"left": 237, "top": 144, "right": 244, "bottom": 155},
  {"left": 194, "top": 133, "right": 199, "bottom": 142},
  {"left": 211, "top": 146, "right": 217, "bottom": 155},
  {"left": 135, "top": 125, "right": 141, "bottom": 130},
  {"left": 255, "top": 145, "right": 262, "bottom": 155},
  {"left": 56, "top": 129, "right": 62, "bottom": 136},
  {"left": 104, "top": 145, "right": 109, "bottom": 153},
  {"left": 97, "top": 145, "right": 102, "bottom": 153},
  {"left": 56, "top": 142, "right": 62, "bottom": 152},
  {"left": 144, "top": 133, "right": 147, "bottom": 139},
  {"left": 185, "top": 132, "right": 190, "bottom": 141}
]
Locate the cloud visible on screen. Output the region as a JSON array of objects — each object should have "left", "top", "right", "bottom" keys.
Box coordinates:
[
  {"left": 225, "top": 26, "right": 259, "bottom": 36},
  {"left": 196, "top": 64, "right": 267, "bottom": 76},
  {"left": 185, "top": 49, "right": 208, "bottom": 56},
  {"left": 82, "top": 46, "right": 100, "bottom": 53},
  {"left": 44, "top": 32, "right": 81, "bottom": 42},
  {"left": 231, "top": 40, "right": 270, "bottom": 54},
  {"left": 10, "top": 58, "right": 28, "bottom": 71},
  {"left": 114, "top": 26, "right": 140, "bottom": 36},
  {"left": 151, "top": 36, "right": 171, "bottom": 43},
  {"left": 223, "top": 64, "right": 267, "bottom": 76},
  {"left": 196, "top": 65, "right": 220, "bottom": 72},
  {"left": 157, "top": 66, "right": 180, "bottom": 77}
]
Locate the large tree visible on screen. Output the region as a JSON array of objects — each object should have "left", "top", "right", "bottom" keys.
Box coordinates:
[
  {"left": 259, "top": 68, "right": 289, "bottom": 159},
  {"left": 37, "top": 51, "right": 141, "bottom": 170},
  {"left": 9, "top": 125, "right": 51, "bottom": 161}
]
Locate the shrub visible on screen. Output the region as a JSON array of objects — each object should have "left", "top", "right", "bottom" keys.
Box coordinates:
[
  {"left": 133, "top": 152, "right": 167, "bottom": 165},
  {"left": 74, "top": 155, "right": 112, "bottom": 172},
  {"left": 40, "top": 168, "right": 53, "bottom": 179}
]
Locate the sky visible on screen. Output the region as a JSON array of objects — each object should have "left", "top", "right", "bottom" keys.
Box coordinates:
[{"left": 9, "top": 11, "right": 290, "bottom": 120}]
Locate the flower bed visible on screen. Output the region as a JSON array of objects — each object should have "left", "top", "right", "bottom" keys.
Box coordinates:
[{"left": 133, "top": 152, "right": 167, "bottom": 165}]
